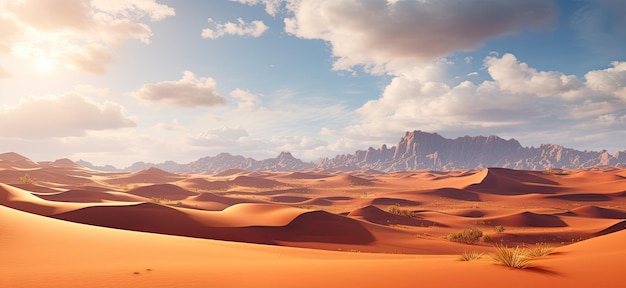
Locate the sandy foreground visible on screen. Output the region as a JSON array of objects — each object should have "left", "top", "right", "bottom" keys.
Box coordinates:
[{"left": 1, "top": 153, "right": 625, "bottom": 287}]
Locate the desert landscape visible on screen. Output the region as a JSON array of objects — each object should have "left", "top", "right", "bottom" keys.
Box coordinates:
[{"left": 2, "top": 151, "right": 626, "bottom": 287}]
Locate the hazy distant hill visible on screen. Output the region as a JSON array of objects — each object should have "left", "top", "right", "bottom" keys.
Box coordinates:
[{"left": 49, "top": 130, "right": 626, "bottom": 172}]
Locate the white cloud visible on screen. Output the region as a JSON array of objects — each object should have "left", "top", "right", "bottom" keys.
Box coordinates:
[
  {"left": 284, "top": 0, "right": 557, "bottom": 74},
  {"left": 201, "top": 18, "right": 268, "bottom": 40},
  {"left": 342, "top": 53, "right": 626, "bottom": 146},
  {"left": 90, "top": 0, "right": 175, "bottom": 21},
  {"left": 132, "top": 71, "right": 227, "bottom": 107},
  {"left": 0, "top": 0, "right": 174, "bottom": 73},
  {"left": 230, "top": 89, "right": 261, "bottom": 111},
  {"left": 485, "top": 53, "right": 584, "bottom": 97},
  {"left": 0, "top": 93, "right": 136, "bottom": 139},
  {"left": 585, "top": 61, "right": 626, "bottom": 100},
  {"left": 229, "top": 0, "right": 284, "bottom": 17}
]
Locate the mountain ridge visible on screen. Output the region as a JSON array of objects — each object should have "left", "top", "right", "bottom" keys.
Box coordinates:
[{"left": 19, "top": 130, "right": 626, "bottom": 172}]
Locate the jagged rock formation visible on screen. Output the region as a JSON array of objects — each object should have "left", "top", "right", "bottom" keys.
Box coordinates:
[{"left": 319, "top": 130, "right": 626, "bottom": 171}]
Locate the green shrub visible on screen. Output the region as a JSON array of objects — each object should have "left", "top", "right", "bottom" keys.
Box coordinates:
[{"left": 447, "top": 228, "right": 483, "bottom": 244}]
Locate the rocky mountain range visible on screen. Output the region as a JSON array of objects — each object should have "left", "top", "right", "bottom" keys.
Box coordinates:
[{"left": 75, "top": 130, "right": 626, "bottom": 172}]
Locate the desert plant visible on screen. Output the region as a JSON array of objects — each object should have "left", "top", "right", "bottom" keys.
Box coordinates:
[
  {"left": 494, "top": 225, "right": 505, "bottom": 233},
  {"left": 19, "top": 173, "right": 34, "bottom": 184},
  {"left": 528, "top": 243, "right": 554, "bottom": 257},
  {"left": 459, "top": 251, "right": 484, "bottom": 261},
  {"left": 491, "top": 245, "right": 531, "bottom": 269},
  {"left": 387, "top": 204, "right": 415, "bottom": 217},
  {"left": 483, "top": 234, "right": 493, "bottom": 243},
  {"left": 447, "top": 228, "right": 483, "bottom": 244},
  {"left": 150, "top": 197, "right": 161, "bottom": 204}
]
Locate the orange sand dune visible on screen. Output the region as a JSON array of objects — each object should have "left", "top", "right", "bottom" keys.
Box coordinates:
[
  {"left": 105, "top": 167, "right": 183, "bottom": 184},
  {"left": 3, "top": 161, "right": 626, "bottom": 287},
  {"left": 277, "top": 171, "right": 331, "bottom": 179},
  {"left": 125, "top": 183, "right": 199, "bottom": 200},
  {"left": 3, "top": 204, "right": 626, "bottom": 287},
  {"left": 349, "top": 205, "right": 440, "bottom": 227},
  {"left": 466, "top": 168, "right": 563, "bottom": 195},
  {"left": 36, "top": 188, "right": 146, "bottom": 203},
  {"left": 568, "top": 205, "right": 626, "bottom": 219},
  {"left": 488, "top": 211, "right": 568, "bottom": 227}
]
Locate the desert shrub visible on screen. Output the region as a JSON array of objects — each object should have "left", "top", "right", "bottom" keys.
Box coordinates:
[
  {"left": 528, "top": 243, "right": 554, "bottom": 257},
  {"left": 447, "top": 228, "right": 483, "bottom": 244},
  {"left": 483, "top": 234, "right": 493, "bottom": 243},
  {"left": 494, "top": 225, "right": 506, "bottom": 233},
  {"left": 459, "top": 251, "right": 484, "bottom": 261},
  {"left": 19, "top": 173, "right": 34, "bottom": 184},
  {"left": 387, "top": 204, "right": 415, "bottom": 217},
  {"left": 491, "top": 245, "right": 531, "bottom": 269},
  {"left": 150, "top": 197, "right": 161, "bottom": 204}
]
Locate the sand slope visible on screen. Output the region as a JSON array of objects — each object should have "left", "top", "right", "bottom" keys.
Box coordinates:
[{"left": 2, "top": 204, "right": 626, "bottom": 288}]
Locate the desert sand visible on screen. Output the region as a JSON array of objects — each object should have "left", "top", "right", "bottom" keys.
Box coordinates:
[{"left": 1, "top": 152, "right": 625, "bottom": 287}]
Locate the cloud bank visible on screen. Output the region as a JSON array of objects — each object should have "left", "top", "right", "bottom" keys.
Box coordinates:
[
  {"left": 0, "top": 93, "right": 136, "bottom": 139},
  {"left": 284, "top": 0, "right": 558, "bottom": 73}
]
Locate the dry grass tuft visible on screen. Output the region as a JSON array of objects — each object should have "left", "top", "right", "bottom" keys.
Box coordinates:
[
  {"left": 528, "top": 243, "right": 554, "bottom": 257},
  {"left": 491, "top": 245, "right": 531, "bottom": 269},
  {"left": 459, "top": 251, "right": 484, "bottom": 261}
]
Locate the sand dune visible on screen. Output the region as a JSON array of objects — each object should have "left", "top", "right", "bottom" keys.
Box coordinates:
[
  {"left": 568, "top": 205, "right": 626, "bottom": 219},
  {"left": 106, "top": 167, "right": 183, "bottom": 184},
  {"left": 349, "top": 205, "right": 439, "bottom": 227},
  {"left": 488, "top": 211, "right": 568, "bottom": 227},
  {"left": 3, "top": 159, "right": 626, "bottom": 287},
  {"left": 125, "top": 183, "right": 199, "bottom": 200},
  {"left": 36, "top": 188, "right": 146, "bottom": 203}
]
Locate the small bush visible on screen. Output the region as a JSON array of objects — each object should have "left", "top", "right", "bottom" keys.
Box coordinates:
[
  {"left": 387, "top": 204, "right": 415, "bottom": 217},
  {"left": 494, "top": 225, "right": 505, "bottom": 233},
  {"left": 459, "top": 251, "right": 484, "bottom": 261},
  {"left": 19, "top": 173, "right": 34, "bottom": 184},
  {"left": 491, "top": 245, "right": 531, "bottom": 269},
  {"left": 483, "top": 234, "right": 493, "bottom": 243},
  {"left": 447, "top": 228, "right": 483, "bottom": 244},
  {"left": 528, "top": 243, "right": 554, "bottom": 257}
]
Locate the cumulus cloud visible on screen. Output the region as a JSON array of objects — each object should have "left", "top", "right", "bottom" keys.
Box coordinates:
[
  {"left": 0, "top": 0, "right": 174, "bottom": 73},
  {"left": 132, "top": 71, "right": 227, "bottom": 107},
  {"left": 345, "top": 53, "right": 626, "bottom": 142},
  {"left": 201, "top": 18, "right": 268, "bottom": 39},
  {"left": 230, "top": 89, "right": 261, "bottom": 111},
  {"left": 585, "top": 61, "right": 626, "bottom": 99},
  {"left": 0, "top": 93, "right": 136, "bottom": 139},
  {"left": 284, "top": 0, "right": 557, "bottom": 73}
]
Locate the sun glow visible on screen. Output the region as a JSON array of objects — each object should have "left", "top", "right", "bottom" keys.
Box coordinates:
[{"left": 36, "top": 59, "right": 56, "bottom": 74}]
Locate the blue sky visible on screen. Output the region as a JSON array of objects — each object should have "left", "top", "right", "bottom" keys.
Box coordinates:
[{"left": 0, "top": 0, "right": 624, "bottom": 167}]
